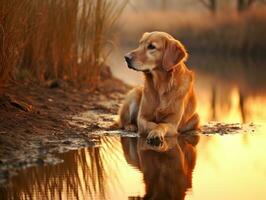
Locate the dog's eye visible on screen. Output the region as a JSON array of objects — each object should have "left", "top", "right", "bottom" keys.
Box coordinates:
[{"left": 147, "top": 43, "right": 156, "bottom": 50}]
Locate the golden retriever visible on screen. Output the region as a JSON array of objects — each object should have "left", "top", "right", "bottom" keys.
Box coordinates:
[
  {"left": 121, "top": 134, "right": 199, "bottom": 200},
  {"left": 118, "top": 31, "right": 199, "bottom": 141}
]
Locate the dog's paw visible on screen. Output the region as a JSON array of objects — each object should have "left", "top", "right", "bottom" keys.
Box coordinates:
[
  {"left": 108, "top": 122, "right": 119, "bottom": 130},
  {"left": 146, "top": 130, "right": 164, "bottom": 146},
  {"left": 124, "top": 124, "right": 138, "bottom": 132}
]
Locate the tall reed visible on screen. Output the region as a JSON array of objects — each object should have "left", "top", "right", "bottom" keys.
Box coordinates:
[
  {"left": 0, "top": 0, "right": 29, "bottom": 87},
  {"left": 0, "top": 0, "right": 127, "bottom": 89}
]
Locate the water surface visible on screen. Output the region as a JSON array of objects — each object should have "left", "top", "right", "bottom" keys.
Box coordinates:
[{"left": 1, "top": 126, "right": 266, "bottom": 200}]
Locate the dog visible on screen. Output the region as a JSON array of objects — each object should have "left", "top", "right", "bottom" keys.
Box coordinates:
[
  {"left": 121, "top": 134, "right": 199, "bottom": 200},
  {"left": 118, "top": 31, "right": 199, "bottom": 142}
]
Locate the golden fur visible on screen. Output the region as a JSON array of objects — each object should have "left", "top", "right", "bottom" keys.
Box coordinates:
[{"left": 119, "top": 31, "right": 199, "bottom": 140}]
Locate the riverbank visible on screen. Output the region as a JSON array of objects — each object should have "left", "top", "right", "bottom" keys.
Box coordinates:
[{"left": 0, "top": 68, "right": 130, "bottom": 184}]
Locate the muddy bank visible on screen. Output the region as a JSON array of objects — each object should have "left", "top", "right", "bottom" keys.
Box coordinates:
[{"left": 0, "top": 72, "right": 130, "bottom": 184}]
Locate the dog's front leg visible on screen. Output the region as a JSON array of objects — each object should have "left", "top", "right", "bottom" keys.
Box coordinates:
[
  {"left": 138, "top": 114, "right": 181, "bottom": 142},
  {"left": 137, "top": 115, "right": 158, "bottom": 136},
  {"left": 147, "top": 123, "right": 177, "bottom": 141},
  {"left": 147, "top": 103, "right": 185, "bottom": 141}
]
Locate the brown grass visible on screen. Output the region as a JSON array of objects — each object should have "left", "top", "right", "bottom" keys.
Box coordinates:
[
  {"left": 119, "top": 8, "right": 266, "bottom": 57},
  {"left": 0, "top": 0, "right": 127, "bottom": 89}
]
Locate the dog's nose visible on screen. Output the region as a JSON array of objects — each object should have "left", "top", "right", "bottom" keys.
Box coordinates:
[
  {"left": 124, "top": 54, "right": 133, "bottom": 68},
  {"left": 124, "top": 55, "right": 131, "bottom": 64}
]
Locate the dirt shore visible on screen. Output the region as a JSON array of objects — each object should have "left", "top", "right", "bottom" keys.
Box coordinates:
[{"left": 0, "top": 69, "right": 130, "bottom": 184}]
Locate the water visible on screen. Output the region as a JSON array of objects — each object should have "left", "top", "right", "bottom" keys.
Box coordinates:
[
  {"left": 1, "top": 49, "right": 266, "bottom": 200},
  {"left": 1, "top": 127, "right": 266, "bottom": 200}
]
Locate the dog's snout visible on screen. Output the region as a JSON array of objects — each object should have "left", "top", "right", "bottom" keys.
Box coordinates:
[
  {"left": 124, "top": 54, "right": 133, "bottom": 68},
  {"left": 124, "top": 55, "right": 131, "bottom": 63}
]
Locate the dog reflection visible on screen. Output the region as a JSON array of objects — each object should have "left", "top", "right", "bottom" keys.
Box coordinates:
[{"left": 121, "top": 135, "right": 199, "bottom": 200}]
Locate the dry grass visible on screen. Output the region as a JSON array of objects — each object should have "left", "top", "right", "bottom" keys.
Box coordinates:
[
  {"left": 119, "top": 8, "right": 266, "bottom": 57},
  {"left": 0, "top": 0, "right": 127, "bottom": 88}
]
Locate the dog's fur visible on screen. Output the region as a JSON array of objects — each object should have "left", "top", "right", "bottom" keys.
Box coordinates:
[{"left": 118, "top": 31, "right": 199, "bottom": 140}]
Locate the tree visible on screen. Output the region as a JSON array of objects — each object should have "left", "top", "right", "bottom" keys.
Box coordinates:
[
  {"left": 198, "top": 0, "right": 217, "bottom": 14},
  {"left": 160, "top": 0, "right": 167, "bottom": 10},
  {"left": 237, "top": 0, "right": 255, "bottom": 11},
  {"left": 237, "top": 0, "right": 266, "bottom": 11}
]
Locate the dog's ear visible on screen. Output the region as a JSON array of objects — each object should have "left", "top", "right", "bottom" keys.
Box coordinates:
[
  {"left": 162, "top": 39, "right": 188, "bottom": 71},
  {"left": 140, "top": 32, "right": 150, "bottom": 43}
]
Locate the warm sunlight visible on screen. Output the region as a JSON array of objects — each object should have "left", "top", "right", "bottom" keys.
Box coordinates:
[
  {"left": 1, "top": 0, "right": 266, "bottom": 200},
  {"left": 190, "top": 128, "right": 266, "bottom": 200}
]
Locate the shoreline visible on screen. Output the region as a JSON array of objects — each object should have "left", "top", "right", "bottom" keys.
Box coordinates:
[{"left": 0, "top": 74, "right": 130, "bottom": 184}]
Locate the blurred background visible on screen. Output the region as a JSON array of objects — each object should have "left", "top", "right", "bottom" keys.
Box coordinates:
[{"left": 1, "top": 0, "right": 266, "bottom": 123}]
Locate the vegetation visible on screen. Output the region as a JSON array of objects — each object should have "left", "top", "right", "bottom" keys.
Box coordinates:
[
  {"left": 177, "top": 8, "right": 266, "bottom": 56},
  {"left": 120, "top": 7, "right": 266, "bottom": 57},
  {"left": 198, "top": 0, "right": 217, "bottom": 13},
  {"left": 0, "top": 0, "right": 127, "bottom": 88}
]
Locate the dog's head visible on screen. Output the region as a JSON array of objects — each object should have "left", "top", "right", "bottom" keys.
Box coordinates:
[{"left": 124, "top": 31, "right": 188, "bottom": 72}]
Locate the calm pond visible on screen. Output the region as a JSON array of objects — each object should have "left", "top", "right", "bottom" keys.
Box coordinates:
[
  {"left": 1, "top": 51, "right": 266, "bottom": 200},
  {"left": 1, "top": 128, "right": 266, "bottom": 200}
]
